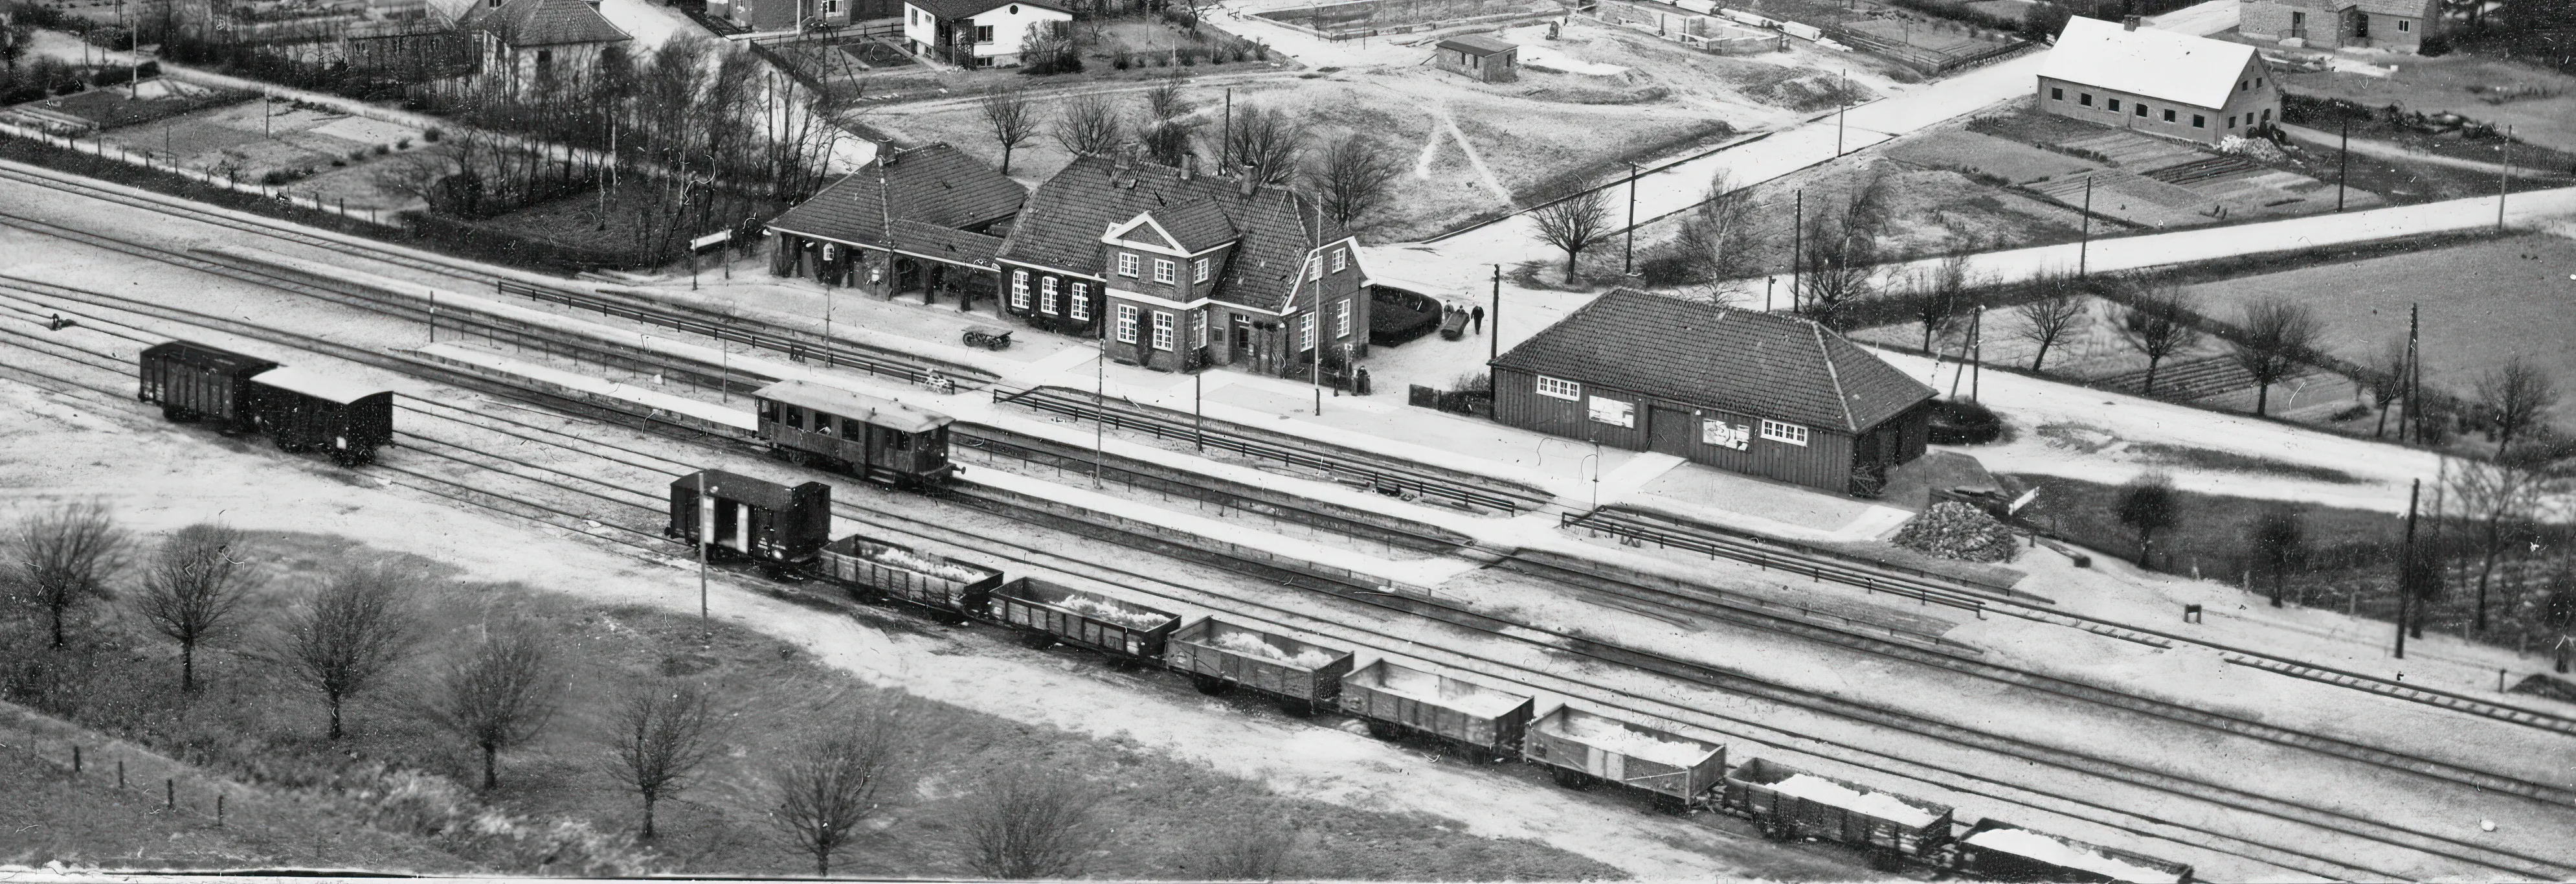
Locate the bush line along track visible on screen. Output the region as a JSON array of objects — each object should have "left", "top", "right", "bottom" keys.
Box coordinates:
[
  {"left": 0, "top": 174, "right": 2561, "bottom": 748},
  {"left": 0, "top": 284, "right": 2567, "bottom": 883}
]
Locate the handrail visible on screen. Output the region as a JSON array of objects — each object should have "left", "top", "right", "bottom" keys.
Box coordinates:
[
  {"left": 493, "top": 278, "right": 974, "bottom": 389},
  {"left": 1561, "top": 510, "right": 1988, "bottom": 618}
]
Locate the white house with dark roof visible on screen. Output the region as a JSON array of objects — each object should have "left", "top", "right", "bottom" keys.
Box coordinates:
[
  {"left": 2239, "top": 0, "right": 2440, "bottom": 52},
  {"left": 901, "top": 0, "right": 1072, "bottom": 67},
  {"left": 2037, "top": 16, "right": 2278, "bottom": 145},
  {"left": 464, "top": 0, "right": 631, "bottom": 85}
]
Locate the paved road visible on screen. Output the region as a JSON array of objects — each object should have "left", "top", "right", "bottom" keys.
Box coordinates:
[{"left": 2279, "top": 122, "right": 2573, "bottom": 177}]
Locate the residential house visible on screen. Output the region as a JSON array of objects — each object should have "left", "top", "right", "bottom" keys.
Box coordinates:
[
  {"left": 902, "top": 0, "right": 1072, "bottom": 67},
  {"left": 994, "top": 153, "right": 1371, "bottom": 378},
  {"left": 2239, "top": 0, "right": 2441, "bottom": 51},
  {"left": 2037, "top": 16, "right": 2279, "bottom": 144},
  {"left": 766, "top": 142, "right": 1028, "bottom": 311},
  {"left": 1433, "top": 34, "right": 1518, "bottom": 82},
  {"left": 719, "top": 0, "right": 902, "bottom": 35},
  {"left": 464, "top": 0, "right": 631, "bottom": 86},
  {"left": 1489, "top": 289, "right": 1935, "bottom": 495}
]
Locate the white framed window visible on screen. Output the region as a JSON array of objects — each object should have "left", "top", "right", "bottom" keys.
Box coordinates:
[
  {"left": 1587, "top": 396, "right": 1634, "bottom": 428},
  {"left": 1702, "top": 420, "right": 1748, "bottom": 450},
  {"left": 1298, "top": 313, "right": 1316, "bottom": 351},
  {"left": 1070, "top": 284, "right": 1090, "bottom": 320},
  {"left": 1306, "top": 256, "right": 1322, "bottom": 281},
  {"left": 822, "top": 0, "right": 838, "bottom": 13},
  {"left": 1117, "top": 253, "right": 1139, "bottom": 277},
  {"left": 1010, "top": 271, "right": 1030, "bottom": 309},
  {"left": 1333, "top": 299, "right": 1350, "bottom": 339},
  {"left": 1039, "top": 277, "right": 1058, "bottom": 314},
  {"left": 1331, "top": 249, "right": 1347, "bottom": 273},
  {"left": 1535, "top": 375, "right": 1580, "bottom": 401},
  {"left": 1115, "top": 304, "right": 1139, "bottom": 343},
  {"left": 1760, "top": 419, "right": 1809, "bottom": 446},
  {"left": 1152, "top": 311, "right": 1174, "bottom": 350},
  {"left": 1193, "top": 257, "right": 1209, "bottom": 283},
  {"left": 1153, "top": 258, "right": 1175, "bottom": 284},
  {"left": 2396, "top": 19, "right": 2409, "bottom": 30},
  {"left": 1192, "top": 309, "right": 1207, "bottom": 347}
]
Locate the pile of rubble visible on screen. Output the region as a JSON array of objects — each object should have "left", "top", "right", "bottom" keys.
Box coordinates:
[{"left": 1892, "top": 501, "right": 2021, "bottom": 563}]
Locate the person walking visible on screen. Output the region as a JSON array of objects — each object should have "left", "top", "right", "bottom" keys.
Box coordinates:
[{"left": 1471, "top": 304, "right": 1486, "bottom": 335}]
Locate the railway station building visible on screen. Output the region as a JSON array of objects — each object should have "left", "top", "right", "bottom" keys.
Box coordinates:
[
  {"left": 766, "top": 143, "right": 1027, "bottom": 312},
  {"left": 995, "top": 152, "right": 1371, "bottom": 380},
  {"left": 1489, "top": 289, "right": 1936, "bottom": 496}
]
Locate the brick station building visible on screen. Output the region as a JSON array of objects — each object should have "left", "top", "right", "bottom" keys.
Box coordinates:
[{"left": 765, "top": 143, "right": 1027, "bottom": 312}]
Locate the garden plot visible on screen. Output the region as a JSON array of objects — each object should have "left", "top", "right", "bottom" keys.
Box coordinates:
[
  {"left": 94, "top": 99, "right": 431, "bottom": 208},
  {"left": 2262, "top": 45, "right": 2576, "bottom": 155}
]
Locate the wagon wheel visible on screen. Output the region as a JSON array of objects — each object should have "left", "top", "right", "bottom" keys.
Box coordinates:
[
  {"left": 274, "top": 429, "right": 300, "bottom": 452},
  {"left": 1652, "top": 793, "right": 1689, "bottom": 816},
  {"left": 1758, "top": 821, "right": 1789, "bottom": 842},
  {"left": 1020, "top": 631, "right": 1057, "bottom": 650},
  {"left": 1190, "top": 674, "right": 1228, "bottom": 695},
  {"left": 1275, "top": 697, "right": 1314, "bottom": 718},
  {"left": 1551, "top": 767, "right": 1592, "bottom": 790},
  {"left": 162, "top": 403, "right": 188, "bottom": 422},
  {"left": 1362, "top": 720, "right": 1400, "bottom": 741},
  {"left": 331, "top": 447, "right": 358, "bottom": 467}
]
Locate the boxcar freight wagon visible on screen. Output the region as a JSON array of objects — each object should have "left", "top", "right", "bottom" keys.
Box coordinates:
[
  {"left": 991, "top": 577, "right": 1179, "bottom": 661},
  {"left": 1725, "top": 758, "right": 1956, "bottom": 859},
  {"left": 1339, "top": 660, "right": 1534, "bottom": 756},
  {"left": 139, "top": 341, "right": 396, "bottom": 466},
  {"left": 667, "top": 469, "right": 832, "bottom": 571},
  {"left": 1164, "top": 619, "right": 1355, "bottom": 714},
  {"left": 139, "top": 341, "right": 275, "bottom": 431},
  {"left": 817, "top": 533, "right": 1003, "bottom": 621},
  {"left": 1525, "top": 706, "right": 1727, "bottom": 809}
]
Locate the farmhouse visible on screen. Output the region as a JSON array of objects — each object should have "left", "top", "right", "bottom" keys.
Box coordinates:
[
  {"left": 2037, "top": 16, "right": 2278, "bottom": 145},
  {"left": 996, "top": 153, "right": 1370, "bottom": 378},
  {"left": 1490, "top": 289, "right": 1935, "bottom": 495},
  {"left": 902, "top": 0, "right": 1073, "bottom": 67},
  {"left": 2239, "top": 0, "right": 2440, "bottom": 52},
  {"left": 767, "top": 143, "right": 1027, "bottom": 311},
  {"left": 463, "top": 0, "right": 631, "bottom": 86},
  {"left": 1433, "top": 34, "right": 1518, "bottom": 82}
]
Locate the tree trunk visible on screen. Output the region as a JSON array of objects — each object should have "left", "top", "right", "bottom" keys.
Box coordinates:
[
  {"left": 1564, "top": 249, "right": 1580, "bottom": 282},
  {"left": 1921, "top": 324, "right": 1934, "bottom": 354},
  {"left": 2475, "top": 517, "right": 2502, "bottom": 633},
  {"left": 50, "top": 602, "right": 65, "bottom": 648},
  {"left": 642, "top": 795, "right": 658, "bottom": 841},
  {"left": 1001, "top": 143, "right": 1013, "bottom": 176},
  {"left": 2270, "top": 563, "right": 2283, "bottom": 607},
  {"left": 2374, "top": 398, "right": 2390, "bottom": 438},
  {"left": 2136, "top": 531, "right": 2153, "bottom": 567},
  {"left": 816, "top": 850, "right": 831, "bottom": 877},
  {"left": 2142, "top": 356, "right": 2162, "bottom": 398},
  {"left": 2255, "top": 383, "right": 2270, "bottom": 416},
  {"left": 328, "top": 696, "right": 345, "bottom": 740},
  {"left": 482, "top": 743, "right": 498, "bottom": 789},
  {"left": 181, "top": 642, "right": 197, "bottom": 694},
  {"left": 2030, "top": 339, "right": 2052, "bottom": 372}
]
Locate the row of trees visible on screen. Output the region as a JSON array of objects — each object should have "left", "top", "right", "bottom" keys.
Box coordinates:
[{"left": 974, "top": 75, "right": 1404, "bottom": 228}]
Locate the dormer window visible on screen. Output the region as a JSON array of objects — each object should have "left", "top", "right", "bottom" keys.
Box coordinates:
[
  {"left": 1193, "top": 258, "right": 1209, "bottom": 283},
  {"left": 1117, "top": 253, "right": 1139, "bottom": 277}
]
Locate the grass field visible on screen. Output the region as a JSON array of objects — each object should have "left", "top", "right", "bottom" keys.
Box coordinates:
[
  {"left": 3, "top": 530, "right": 1622, "bottom": 879},
  {"left": 2265, "top": 48, "right": 2576, "bottom": 155}
]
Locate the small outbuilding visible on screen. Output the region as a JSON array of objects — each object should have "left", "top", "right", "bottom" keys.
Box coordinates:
[
  {"left": 1433, "top": 34, "right": 1518, "bottom": 82},
  {"left": 1489, "top": 289, "right": 1936, "bottom": 497}
]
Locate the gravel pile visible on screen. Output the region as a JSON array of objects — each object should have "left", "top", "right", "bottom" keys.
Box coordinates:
[{"left": 1892, "top": 501, "right": 2020, "bottom": 563}]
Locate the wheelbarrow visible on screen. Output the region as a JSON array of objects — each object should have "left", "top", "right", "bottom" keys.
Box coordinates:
[{"left": 963, "top": 326, "right": 1014, "bottom": 350}]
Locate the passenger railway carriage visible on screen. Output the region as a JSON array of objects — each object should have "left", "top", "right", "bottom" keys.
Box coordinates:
[
  {"left": 139, "top": 341, "right": 396, "bottom": 466},
  {"left": 752, "top": 379, "right": 956, "bottom": 487}
]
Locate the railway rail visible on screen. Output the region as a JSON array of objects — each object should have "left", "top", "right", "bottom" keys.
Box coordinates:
[{"left": 5, "top": 284, "right": 2573, "bottom": 882}]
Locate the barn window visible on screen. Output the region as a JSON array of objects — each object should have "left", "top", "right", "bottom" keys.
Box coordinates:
[
  {"left": 823, "top": 0, "right": 838, "bottom": 12},
  {"left": 2395, "top": 19, "right": 2408, "bottom": 31},
  {"left": 975, "top": 25, "right": 994, "bottom": 41},
  {"left": 1115, "top": 304, "right": 1139, "bottom": 343},
  {"left": 1760, "top": 420, "right": 1809, "bottom": 446},
  {"left": 1010, "top": 270, "right": 1030, "bottom": 309},
  {"left": 2050, "top": 87, "right": 2063, "bottom": 100},
  {"left": 1151, "top": 310, "right": 1174, "bottom": 350},
  {"left": 2079, "top": 93, "right": 2092, "bottom": 106},
  {"left": 2107, "top": 98, "right": 2121, "bottom": 111},
  {"left": 2135, "top": 103, "right": 2148, "bottom": 117},
  {"left": 1040, "top": 277, "right": 1058, "bottom": 313},
  {"left": 1535, "top": 375, "right": 1580, "bottom": 401},
  {"left": 1070, "top": 284, "right": 1090, "bottom": 320},
  {"left": 1154, "top": 258, "right": 1175, "bottom": 284},
  {"left": 1587, "top": 396, "right": 1634, "bottom": 428},
  {"left": 2193, "top": 114, "right": 2206, "bottom": 128},
  {"left": 1118, "top": 253, "right": 1139, "bottom": 277},
  {"left": 2164, "top": 109, "right": 2177, "bottom": 122},
  {"left": 2228, "top": 115, "right": 2238, "bottom": 128}
]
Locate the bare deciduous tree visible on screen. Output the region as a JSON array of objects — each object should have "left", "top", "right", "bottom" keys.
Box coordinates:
[
  {"left": 979, "top": 86, "right": 1038, "bottom": 175},
  {"left": 135, "top": 523, "right": 260, "bottom": 692},
  {"left": 1141, "top": 119, "right": 1198, "bottom": 167},
  {"left": 2115, "top": 470, "right": 2180, "bottom": 568},
  {"left": 1142, "top": 71, "right": 1190, "bottom": 122},
  {"left": 2015, "top": 283, "right": 2086, "bottom": 373},
  {"left": 280, "top": 561, "right": 418, "bottom": 740},
  {"left": 2447, "top": 455, "right": 2561, "bottom": 633},
  {"left": 1049, "top": 92, "right": 1125, "bottom": 158},
  {"left": 955, "top": 765, "right": 1104, "bottom": 880},
  {"left": 423, "top": 620, "right": 563, "bottom": 789},
  {"left": 2118, "top": 283, "right": 2201, "bottom": 397},
  {"left": 2475, "top": 356, "right": 2559, "bottom": 455},
  {"left": 2, "top": 501, "right": 130, "bottom": 648},
  {"left": 2230, "top": 299, "right": 2324, "bottom": 416},
  {"left": 2366, "top": 335, "right": 2411, "bottom": 438},
  {"left": 608, "top": 678, "right": 723, "bottom": 841},
  {"left": 1795, "top": 173, "right": 1888, "bottom": 332},
  {"left": 2248, "top": 508, "right": 2306, "bottom": 608},
  {"left": 1907, "top": 254, "right": 1970, "bottom": 354},
  {"left": 1675, "top": 168, "right": 1758, "bottom": 290},
  {"left": 771, "top": 695, "right": 914, "bottom": 876},
  {"left": 1224, "top": 106, "right": 1306, "bottom": 185},
  {"left": 1308, "top": 133, "right": 1401, "bottom": 229},
  {"left": 1530, "top": 188, "right": 1611, "bottom": 282}
]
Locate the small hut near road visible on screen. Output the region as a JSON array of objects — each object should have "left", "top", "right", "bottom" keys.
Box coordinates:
[{"left": 1433, "top": 34, "right": 1518, "bottom": 82}]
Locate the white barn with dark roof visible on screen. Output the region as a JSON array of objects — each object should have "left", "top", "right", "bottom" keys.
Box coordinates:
[{"left": 2036, "top": 15, "right": 2278, "bottom": 145}]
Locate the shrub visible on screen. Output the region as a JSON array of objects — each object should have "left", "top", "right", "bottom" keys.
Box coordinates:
[
  {"left": 1114, "top": 50, "right": 1131, "bottom": 69},
  {"left": 331, "top": 158, "right": 346, "bottom": 166},
  {"left": 1927, "top": 398, "right": 2004, "bottom": 444},
  {"left": 2418, "top": 34, "right": 2450, "bottom": 56},
  {"left": 1180, "top": 49, "right": 1196, "bottom": 66},
  {"left": 1636, "top": 252, "right": 1705, "bottom": 287},
  {"left": 374, "top": 143, "right": 391, "bottom": 155},
  {"left": 398, "top": 138, "right": 412, "bottom": 149},
  {"left": 423, "top": 127, "right": 442, "bottom": 142},
  {"left": 135, "top": 60, "right": 160, "bottom": 77},
  {"left": 261, "top": 169, "right": 290, "bottom": 185}
]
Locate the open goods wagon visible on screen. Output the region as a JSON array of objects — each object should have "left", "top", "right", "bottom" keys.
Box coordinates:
[
  {"left": 1525, "top": 706, "right": 1725, "bottom": 808},
  {"left": 1339, "top": 660, "right": 1534, "bottom": 756},
  {"left": 991, "top": 578, "right": 1179, "bottom": 661},
  {"left": 1725, "top": 758, "right": 1954, "bottom": 858},
  {"left": 667, "top": 469, "right": 833, "bottom": 569},
  {"left": 1164, "top": 618, "right": 1354, "bottom": 712},
  {"left": 816, "top": 533, "right": 1002, "bottom": 620},
  {"left": 1950, "top": 819, "right": 2193, "bottom": 883}
]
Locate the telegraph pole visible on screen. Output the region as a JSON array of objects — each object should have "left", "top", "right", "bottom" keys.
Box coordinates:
[
  {"left": 2078, "top": 176, "right": 2094, "bottom": 278},
  {"left": 2406, "top": 303, "right": 2421, "bottom": 444},
  {"left": 1970, "top": 306, "right": 1984, "bottom": 402},
  {"left": 2336, "top": 114, "right": 2350, "bottom": 212},
  {"left": 2396, "top": 478, "right": 2419, "bottom": 659},
  {"left": 1093, "top": 345, "right": 1105, "bottom": 488},
  {"left": 1489, "top": 265, "right": 1501, "bottom": 365},
  {"left": 1835, "top": 69, "right": 1848, "bottom": 157},
  {"left": 697, "top": 471, "right": 710, "bottom": 642},
  {"left": 1622, "top": 162, "right": 1639, "bottom": 276},
  {"left": 2498, "top": 125, "right": 2513, "bottom": 230},
  {"left": 1791, "top": 190, "right": 1803, "bottom": 312}
]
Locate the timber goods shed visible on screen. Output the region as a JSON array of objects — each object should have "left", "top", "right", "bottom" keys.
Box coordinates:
[{"left": 1489, "top": 289, "right": 1936, "bottom": 496}]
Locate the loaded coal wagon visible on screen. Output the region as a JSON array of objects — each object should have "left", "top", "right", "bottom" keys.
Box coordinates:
[
  {"left": 139, "top": 341, "right": 278, "bottom": 433},
  {"left": 816, "top": 532, "right": 1002, "bottom": 621},
  {"left": 1949, "top": 819, "right": 2193, "bottom": 883},
  {"left": 1724, "top": 758, "right": 1954, "bottom": 859},
  {"left": 668, "top": 469, "right": 833, "bottom": 572},
  {"left": 244, "top": 365, "right": 396, "bottom": 466},
  {"left": 1164, "top": 618, "right": 1355, "bottom": 714},
  {"left": 991, "top": 578, "right": 1179, "bottom": 661},
  {"left": 753, "top": 379, "right": 955, "bottom": 488},
  {"left": 1339, "top": 660, "right": 1534, "bottom": 758},
  {"left": 1525, "top": 706, "right": 1726, "bottom": 810}
]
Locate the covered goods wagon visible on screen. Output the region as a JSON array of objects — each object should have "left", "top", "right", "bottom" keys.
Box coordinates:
[
  {"left": 991, "top": 578, "right": 1179, "bottom": 661},
  {"left": 245, "top": 365, "right": 396, "bottom": 466},
  {"left": 1339, "top": 660, "right": 1534, "bottom": 756},
  {"left": 1525, "top": 706, "right": 1726, "bottom": 808},
  {"left": 816, "top": 534, "right": 1002, "bottom": 620},
  {"left": 1724, "top": 758, "right": 1954, "bottom": 857},
  {"left": 1951, "top": 820, "right": 2193, "bottom": 883},
  {"left": 139, "top": 341, "right": 278, "bottom": 432},
  {"left": 1164, "top": 618, "right": 1355, "bottom": 712},
  {"left": 667, "top": 469, "right": 833, "bottom": 569}
]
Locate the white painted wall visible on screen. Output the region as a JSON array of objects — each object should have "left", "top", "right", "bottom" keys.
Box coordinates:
[{"left": 966, "top": 2, "right": 1071, "bottom": 60}]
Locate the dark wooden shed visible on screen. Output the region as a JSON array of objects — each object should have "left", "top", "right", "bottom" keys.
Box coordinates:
[
  {"left": 1433, "top": 34, "right": 1518, "bottom": 82},
  {"left": 1488, "top": 289, "right": 1936, "bottom": 496}
]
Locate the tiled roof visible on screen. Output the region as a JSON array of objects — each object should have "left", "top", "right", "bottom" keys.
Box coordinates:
[
  {"left": 1152, "top": 198, "right": 1238, "bottom": 253},
  {"left": 905, "top": 0, "right": 1068, "bottom": 19},
  {"left": 997, "top": 156, "right": 1346, "bottom": 311},
  {"left": 469, "top": 0, "right": 630, "bottom": 46},
  {"left": 1492, "top": 289, "right": 1934, "bottom": 433},
  {"left": 2278, "top": 0, "right": 2430, "bottom": 18},
  {"left": 890, "top": 220, "right": 1005, "bottom": 268},
  {"left": 2039, "top": 16, "right": 2255, "bottom": 110},
  {"left": 767, "top": 144, "right": 1026, "bottom": 250},
  {"left": 1437, "top": 34, "right": 1517, "bottom": 54}
]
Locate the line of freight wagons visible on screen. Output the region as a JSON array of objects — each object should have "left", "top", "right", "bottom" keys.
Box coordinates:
[{"left": 666, "top": 468, "right": 2195, "bottom": 884}]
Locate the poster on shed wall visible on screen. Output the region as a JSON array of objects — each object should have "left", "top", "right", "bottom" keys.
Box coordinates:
[
  {"left": 1588, "top": 396, "right": 1635, "bottom": 427},
  {"left": 1703, "top": 420, "right": 1749, "bottom": 450}
]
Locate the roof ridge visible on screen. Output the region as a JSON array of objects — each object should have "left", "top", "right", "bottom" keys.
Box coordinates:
[{"left": 1811, "top": 323, "right": 1858, "bottom": 432}]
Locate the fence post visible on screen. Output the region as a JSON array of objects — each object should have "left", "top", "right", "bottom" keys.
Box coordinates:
[
  {"left": 118, "top": 758, "right": 126, "bottom": 789},
  {"left": 166, "top": 778, "right": 175, "bottom": 809},
  {"left": 218, "top": 793, "right": 225, "bottom": 827}
]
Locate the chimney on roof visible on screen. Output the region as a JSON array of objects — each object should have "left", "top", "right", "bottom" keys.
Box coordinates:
[
  {"left": 2121, "top": 14, "right": 2140, "bottom": 30},
  {"left": 1180, "top": 153, "right": 1196, "bottom": 181},
  {"left": 1237, "top": 164, "right": 1258, "bottom": 197}
]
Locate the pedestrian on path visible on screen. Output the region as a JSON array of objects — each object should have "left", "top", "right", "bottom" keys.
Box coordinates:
[{"left": 1472, "top": 304, "right": 1485, "bottom": 335}]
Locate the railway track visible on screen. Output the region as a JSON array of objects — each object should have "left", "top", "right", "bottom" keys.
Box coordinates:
[{"left": 5, "top": 284, "right": 2573, "bottom": 882}]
